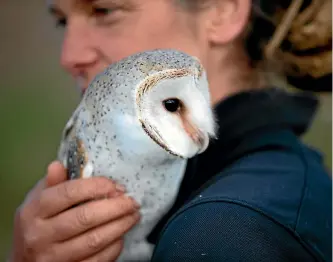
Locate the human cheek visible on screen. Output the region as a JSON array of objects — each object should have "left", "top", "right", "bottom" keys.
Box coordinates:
[
  {"left": 91, "top": 28, "right": 136, "bottom": 65},
  {"left": 96, "top": 33, "right": 152, "bottom": 65}
]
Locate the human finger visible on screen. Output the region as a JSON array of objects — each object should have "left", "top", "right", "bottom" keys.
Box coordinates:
[
  {"left": 39, "top": 177, "right": 125, "bottom": 218},
  {"left": 50, "top": 212, "right": 140, "bottom": 262},
  {"left": 80, "top": 239, "right": 124, "bottom": 262},
  {"left": 50, "top": 195, "right": 140, "bottom": 241}
]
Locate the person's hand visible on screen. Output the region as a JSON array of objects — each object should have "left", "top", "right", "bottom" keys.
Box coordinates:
[{"left": 8, "top": 161, "right": 141, "bottom": 262}]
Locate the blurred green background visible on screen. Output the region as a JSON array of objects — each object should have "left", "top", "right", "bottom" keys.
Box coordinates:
[{"left": 0, "top": 2, "right": 331, "bottom": 260}]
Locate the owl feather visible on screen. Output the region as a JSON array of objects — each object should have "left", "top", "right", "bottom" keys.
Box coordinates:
[{"left": 57, "top": 49, "right": 217, "bottom": 262}]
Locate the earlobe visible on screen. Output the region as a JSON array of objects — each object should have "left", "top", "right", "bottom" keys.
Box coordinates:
[{"left": 207, "top": 0, "right": 251, "bottom": 44}]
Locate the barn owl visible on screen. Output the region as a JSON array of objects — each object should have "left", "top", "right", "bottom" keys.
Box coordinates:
[{"left": 57, "top": 49, "right": 217, "bottom": 262}]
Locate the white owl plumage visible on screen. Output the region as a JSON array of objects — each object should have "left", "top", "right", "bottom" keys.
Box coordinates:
[{"left": 57, "top": 49, "right": 217, "bottom": 262}]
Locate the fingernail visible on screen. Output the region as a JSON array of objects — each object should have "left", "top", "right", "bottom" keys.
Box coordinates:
[
  {"left": 131, "top": 198, "right": 140, "bottom": 209},
  {"left": 133, "top": 211, "right": 141, "bottom": 220},
  {"left": 106, "top": 189, "right": 123, "bottom": 198},
  {"left": 115, "top": 184, "right": 126, "bottom": 192},
  {"left": 109, "top": 191, "right": 122, "bottom": 198}
]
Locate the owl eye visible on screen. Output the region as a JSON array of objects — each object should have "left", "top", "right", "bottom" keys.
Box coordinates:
[{"left": 163, "top": 98, "right": 181, "bottom": 113}]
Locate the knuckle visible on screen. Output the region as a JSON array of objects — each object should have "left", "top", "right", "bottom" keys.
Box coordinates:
[
  {"left": 117, "top": 198, "right": 134, "bottom": 214},
  {"left": 95, "top": 177, "right": 114, "bottom": 191},
  {"left": 86, "top": 231, "right": 103, "bottom": 251},
  {"left": 24, "top": 229, "right": 39, "bottom": 250},
  {"left": 89, "top": 177, "right": 114, "bottom": 199},
  {"left": 39, "top": 191, "right": 50, "bottom": 213},
  {"left": 15, "top": 206, "right": 27, "bottom": 225},
  {"left": 23, "top": 219, "right": 44, "bottom": 249},
  {"left": 90, "top": 179, "right": 102, "bottom": 199},
  {"left": 61, "top": 182, "right": 77, "bottom": 202},
  {"left": 76, "top": 205, "right": 92, "bottom": 227},
  {"left": 16, "top": 202, "right": 36, "bottom": 226}
]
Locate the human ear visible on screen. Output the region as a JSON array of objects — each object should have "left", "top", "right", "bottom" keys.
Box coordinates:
[{"left": 205, "top": 0, "right": 251, "bottom": 44}]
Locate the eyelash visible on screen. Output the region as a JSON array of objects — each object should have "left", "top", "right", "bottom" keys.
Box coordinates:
[
  {"left": 56, "top": 18, "right": 67, "bottom": 28},
  {"left": 92, "top": 7, "right": 116, "bottom": 25},
  {"left": 93, "top": 7, "right": 113, "bottom": 16}
]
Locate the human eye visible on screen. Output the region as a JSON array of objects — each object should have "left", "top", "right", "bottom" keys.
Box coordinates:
[
  {"left": 93, "top": 7, "right": 114, "bottom": 17},
  {"left": 49, "top": 6, "right": 67, "bottom": 28},
  {"left": 55, "top": 17, "right": 67, "bottom": 28},
  {"left": 90, "top": 1, "right": 121, "bottom": 25}
]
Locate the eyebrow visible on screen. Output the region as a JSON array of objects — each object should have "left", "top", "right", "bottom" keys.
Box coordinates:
[
  {"left": 47, "top": 4, "right": 63, "bottom": 17},
  {"left": 48, "top": 5, "right": 56, "bottom": 14},
  {"left": 47, "top": 0, "right": 133, "bottom": 17},
  {"left": 45, "top": 0, "right": 57, "bottom": 14},
  {"left": 47, "top": 0, "right": 96, "bottom": 16}
]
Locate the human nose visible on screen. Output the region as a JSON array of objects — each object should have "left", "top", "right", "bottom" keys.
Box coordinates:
[{"left": 60, "top": 16, "right": 98, "bottom": 77}]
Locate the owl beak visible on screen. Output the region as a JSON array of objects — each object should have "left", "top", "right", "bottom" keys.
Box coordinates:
[
  {"left": 67, "top": 138, "right": 88, "bottom": 180},
  {"left": 181, "top": 115, "right": 209, "bottom": 154},
  {"left": 193, "top": 130, "right": 209, "bottom": 154}
]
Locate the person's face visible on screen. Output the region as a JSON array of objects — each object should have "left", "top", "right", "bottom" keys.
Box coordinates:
[{"left": 47, "top": 0, "right": 206, "bottom": 95}]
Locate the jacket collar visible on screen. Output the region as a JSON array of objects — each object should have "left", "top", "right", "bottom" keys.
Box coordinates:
[
  {"left": 182, "top": 87, "right": 318, "bottom": 196},
  {"left": 148, "top": 87, "right": 319, "bottom": 243}
]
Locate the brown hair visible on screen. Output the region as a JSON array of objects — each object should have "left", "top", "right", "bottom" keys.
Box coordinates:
[{"left": 176, "top": 0, "right": 332, "bottom": 92}]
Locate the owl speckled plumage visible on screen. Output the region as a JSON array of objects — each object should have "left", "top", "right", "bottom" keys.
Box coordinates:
[{"left": 57, "top": 49, "right": 217, "bottom": 262}]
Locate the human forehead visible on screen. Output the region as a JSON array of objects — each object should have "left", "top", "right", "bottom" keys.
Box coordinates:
[
  {"left": 46, "top": 0, "right": 165, "bottom": 10},
  {"left": 46, "top": 0, "right": 73, "bottom": 13}
]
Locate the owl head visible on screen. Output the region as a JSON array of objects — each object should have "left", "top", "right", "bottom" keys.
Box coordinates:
[
  {"left": 59, "top": 50, "right": 218, "bottom": 179},
  {"left": 136, "top": 58, "right": 217, "bottom": 159}
]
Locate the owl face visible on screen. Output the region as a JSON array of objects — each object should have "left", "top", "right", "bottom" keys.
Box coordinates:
[{"left": 136, "top": 68, "right": 217, "bottom": 159}]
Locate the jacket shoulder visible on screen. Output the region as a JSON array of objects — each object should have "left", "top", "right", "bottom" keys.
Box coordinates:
[{"left": 168, "top": 145, "right": 331, "bottom": 261}]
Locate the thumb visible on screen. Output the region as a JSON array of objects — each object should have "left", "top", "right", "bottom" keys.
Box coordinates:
[
  {"left": 23, "top": 161, "right": 67, "bottom": 206},
  {"left": 46, "top": 161, "right": 68, "bottom": 187}
]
